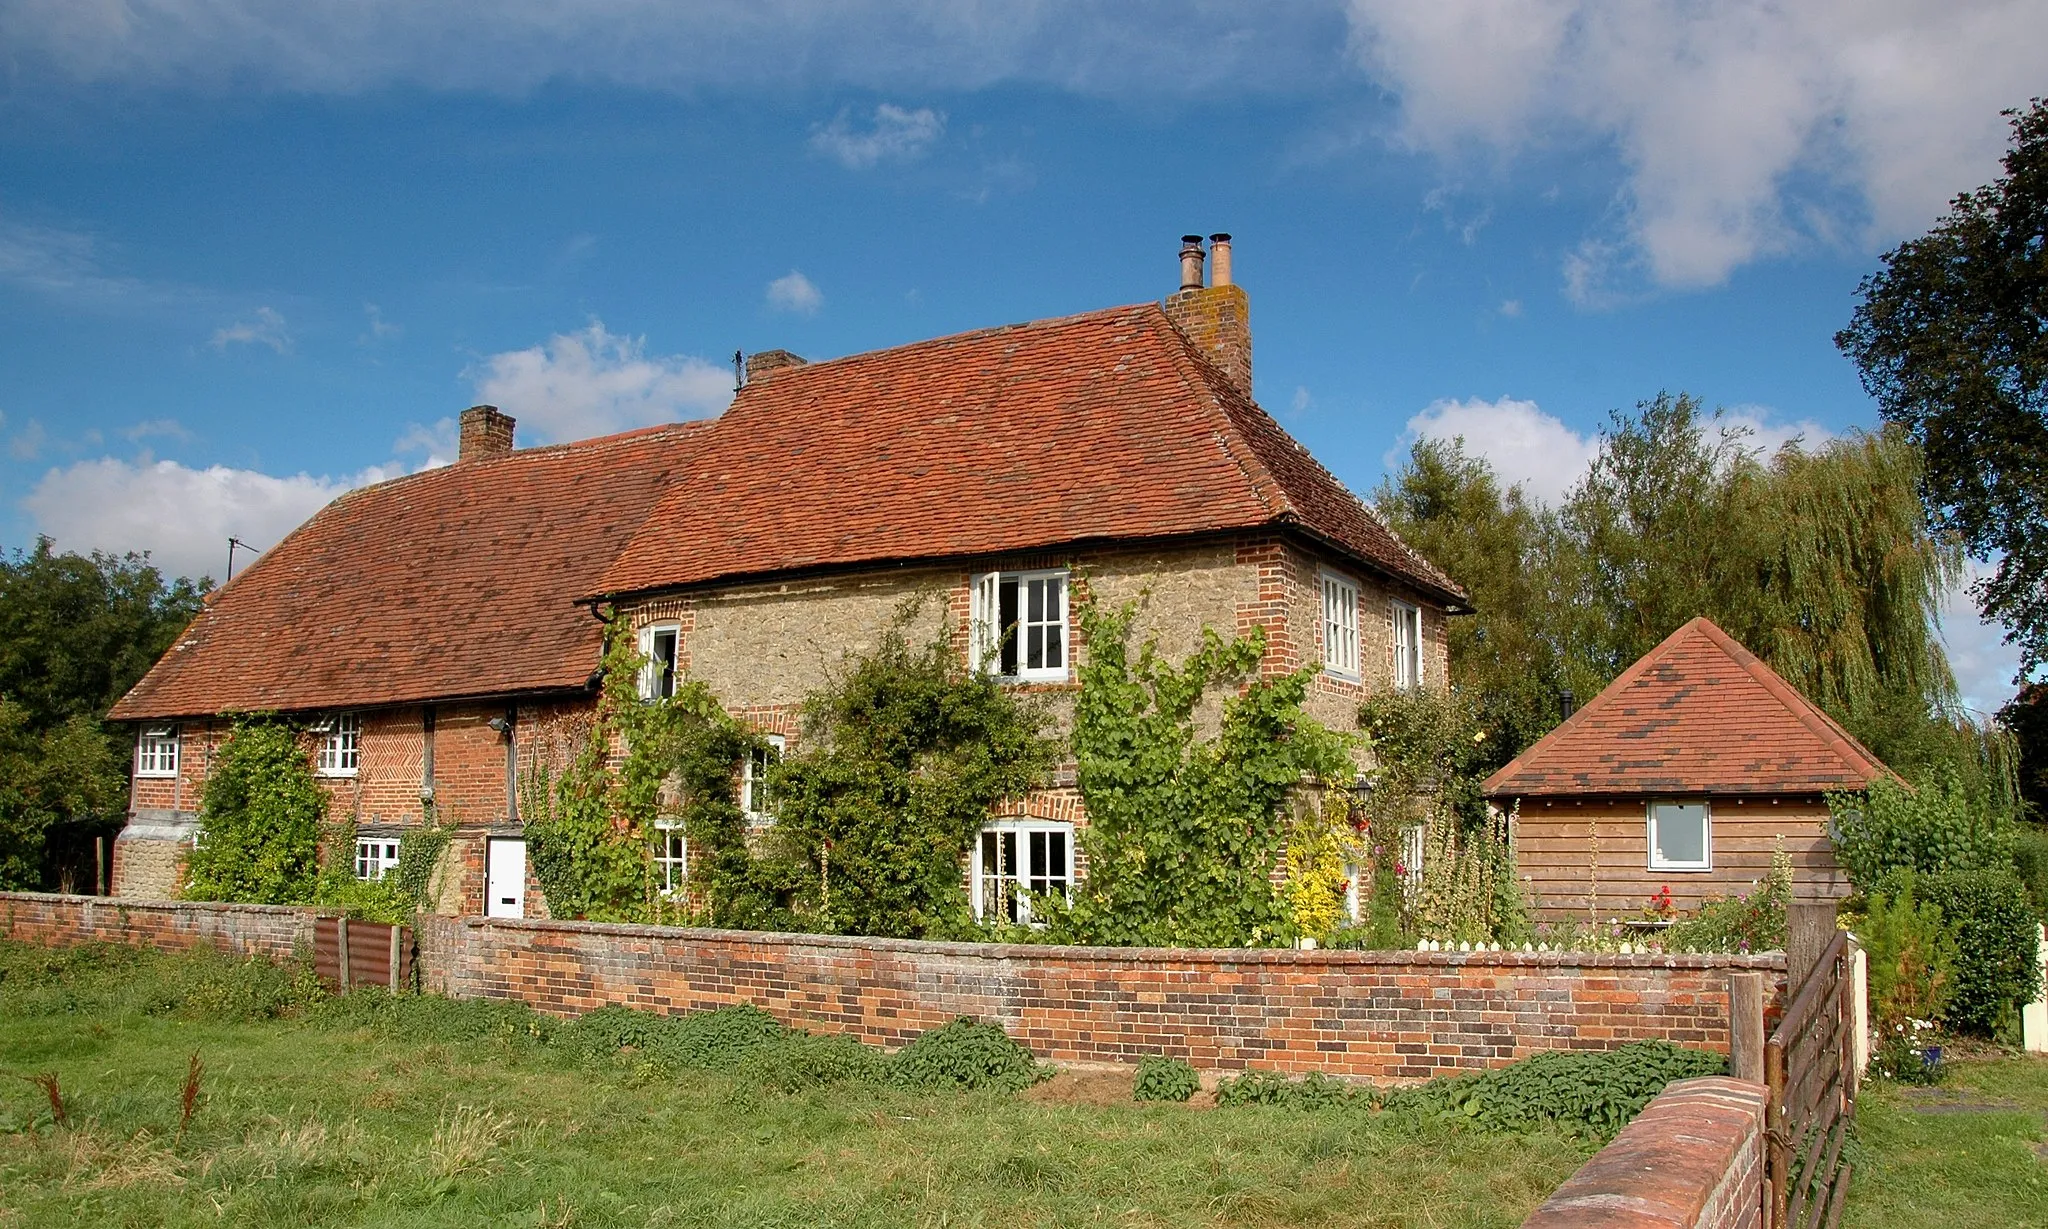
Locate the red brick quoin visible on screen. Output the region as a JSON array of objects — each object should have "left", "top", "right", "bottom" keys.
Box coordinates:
[{"left": 416, "top": 915, "right": 1783, "bottom": 1080}]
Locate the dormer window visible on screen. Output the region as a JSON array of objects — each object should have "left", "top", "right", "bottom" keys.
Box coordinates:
[
  {"left": 314, "top": 713, "right": 360, "bottom": 777},
  {"left": 970, "top": 569, "right": 1068, "bottom": 682},
  {"left": 638, "top": 622, "right": 681, "bottom": 700},
  {"left": 136, "top": 725, "right": 179, "bottom": 778}
]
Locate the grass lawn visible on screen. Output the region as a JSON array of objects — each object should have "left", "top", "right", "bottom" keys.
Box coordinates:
[
  {"left": 1846, "top": 1055, "right": 2048, "bottom": 1228},
  {"left": 0, "top": 941, "right": 1595, "bottom": 1228}
]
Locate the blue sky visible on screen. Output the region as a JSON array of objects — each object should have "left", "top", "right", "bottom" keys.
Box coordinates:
[{"left": 0, "top": 2, "right": 2040, "bottom": 713}]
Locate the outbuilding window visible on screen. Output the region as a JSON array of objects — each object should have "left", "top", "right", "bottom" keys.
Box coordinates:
[
  {"left": 315, "top": 713, "right": 360, "bottom": 777},
  {"left": 971, "top": 820, "right": 1074, "bottom": 923},
  {"left": 354, "top": 837, "right": 400, "bottom": 880},
  {"left": 136, "top": 725, "right": 179, "bottom": 778},
  {"left": 638, "top": 623, "right": 681, "bottom": 700},
  {"left": 1648, "top": 800, "right": 1711, "bottom": 871},
  {"left": 1392, "top": 601, "right": 1423, "bottom": 690},
  {"left": 970, "top": 570, "right": 1069, "bottom": 682},
  {"left": 1320, "top": 570, "right": 1360, "bottom": 678}
]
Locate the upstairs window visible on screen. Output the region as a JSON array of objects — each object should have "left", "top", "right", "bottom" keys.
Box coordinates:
[
  {"left": 654, "top": 820, "right": 688, "bottom": 895},
  {"left": 315, "top": 713, "right": 360, "bottom": 777},
  {"left": 741, "top": 734, "right": 785, "bottom": 824},
  {"left": 136, "top": 725, "right": 179, "bottom": 778},
  {"left": 1648, "top": 801, "right": 1711, "bottom": 871},
  {"left": 1392, "top": 601, "right": 1423, "bottom": 691},
  {"left": 971, "top": 821, "right": 1074, "bottom": 924},
  {"left": 354, "top": 837, "right": 400, "bottom": 880},
  {"left": 970, "top": 569, "right": 1068, "bottom": 682},
  {"left": 638, "top": 623, "right": 681, "bottom": 700},
  {"left": 1320, "top": 570, "right": 1360, "bottom": 678}
]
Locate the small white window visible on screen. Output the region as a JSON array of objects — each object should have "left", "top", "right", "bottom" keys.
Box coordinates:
[
  {"left": 136, "top": 724, "right": 179, "bottom": 778},
  {"left": 969, "top": 570, "right": 1069, "bottom": 682},
  {"left": 638, "top": 622, "right": 681, "bottom": 700},
  {"left": 1648, "top": 801, "right": 1711, "bottom": 871},
  {"left": 1392, "top": 601, "right": 1423, "bottom": 690},
  {"left": 741, "top": 734, "right": 785, "bottom": 824},
  {"left": 971, "top": 821, "right": 1074, "bottom": 923},
  {"left": 1400, "top": 823, "right": 1425, "bottom": 888},
  {"left": 654, "top": 821, "right": 688, "bottom": 895},
  {"left": 1320, "top": 570, "right": 1360, "bottom": 678},
  {"left": 354, "top": 837, "right": 400, "bottom": 880},
  {"left": 316, "top": 713, "right": 361, "bottom": 777}
]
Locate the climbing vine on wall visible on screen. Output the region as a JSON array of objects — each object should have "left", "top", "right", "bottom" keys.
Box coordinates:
[
  {"left": 1045, "top": 599, "right": 1355, "bottom": 948},
  {"left": 768, "top": 599, "right": 1058, "bottom": 939},
  {"left": 182, "top": 716, "right": 324, "bottom": 905}
]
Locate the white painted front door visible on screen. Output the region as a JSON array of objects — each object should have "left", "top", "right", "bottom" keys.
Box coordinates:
[{"left": 485, "top": 838, "right": 526, "bottom": 918}]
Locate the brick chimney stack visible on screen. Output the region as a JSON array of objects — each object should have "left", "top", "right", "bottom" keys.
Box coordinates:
[
  {"left": 458, "top": 405, "right": 516, "bottom": 461},
  {"left": 1162, "top": 232, "right": 1252, "bottom": 400},
  {"left": 744, "top": 349, "right": 808, "bottom": 385}
]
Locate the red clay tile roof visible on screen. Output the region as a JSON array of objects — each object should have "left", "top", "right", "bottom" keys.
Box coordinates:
[
  {"left": 1481, "top": 617, "right": 1890, "bottom": 798},
  {"left": 110, "top": 422, "right": 712, "bottom": 720},
  {"left": 595, "top": 303, "right": 1466, "bottom": 606}
]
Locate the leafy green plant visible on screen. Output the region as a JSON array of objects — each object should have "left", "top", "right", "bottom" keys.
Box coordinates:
[
  {"left": 1663, "top": 844, "right": 1793, "bottom": 953},
  {"left": 1049, "top": 600, "right": 1354, "bottom": 947},
  {"left": 1916, "top": 867, "right": 2042, "bottom": 1036},
  {"left": 1858, "top": 871, "right": 1958, "bottom": 1033},
  {"left": 1132, "top": 1056, "right": 1200, "bottom": 1102},
  {"left": 182, "top": 717, "right": 325, "bottom": 904},
  {"left": 1379, "top": 1041, "right": 1725, "bottom": 1139},
  {"left": 889, "top": 1017, "right": 1050, "bottom": 1093},
  {"left": 1214, "top": 1069, "right": 1364, "bottom": 1110},
  {"left": 737, "top": 1033, "right": 890, "bottom": 1092},
  {"left": 2008, "top": 823, "right": 2048, "bottom": 926},
  {"left": 1830, "top": 773, "right": 2012, "bottom": 894}
]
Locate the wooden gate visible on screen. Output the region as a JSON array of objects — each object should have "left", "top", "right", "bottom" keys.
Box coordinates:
[
  {"left": 312, "top": 916, "right": 413, "bottom": 992},
  {"left": 1765, "top": 927, "right": 1860, "bottom": 1228}
]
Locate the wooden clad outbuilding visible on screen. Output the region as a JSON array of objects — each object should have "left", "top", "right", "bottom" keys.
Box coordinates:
[{"left": 1484, "top": 617, "right": 1890, "bottom": 922}]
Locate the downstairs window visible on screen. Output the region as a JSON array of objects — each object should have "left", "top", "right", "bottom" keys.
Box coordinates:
[{"left": 971, "top": 821, "right": 1074, "bottom": 924}]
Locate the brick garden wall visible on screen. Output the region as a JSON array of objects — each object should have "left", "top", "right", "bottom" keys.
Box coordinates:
[
  {"left": 1521, "top": 1077, "right": 1768, "bottom": 1228},
  {"left": 0, "top": 891, "right": 314, "bottom": 965},
  {"left": 415, "top": 914, "right": 1784, "bottom": 1080}
]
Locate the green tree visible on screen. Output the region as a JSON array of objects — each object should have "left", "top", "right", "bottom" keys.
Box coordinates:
[
  {"left": 1836, "top": 99, "right": 2048, "bottom": 677},
  {"left": 182, "top": 719, "right": 324, "bottom": 904},
  {"left": 0, "top": 538, "right": 207, "bottom": 887}
]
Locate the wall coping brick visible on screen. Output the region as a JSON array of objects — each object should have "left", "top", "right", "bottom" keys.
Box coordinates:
[
  {"left": 2, "top": 890, "right": 312, "bottom": 922},
  {"left": 446, "top": 913, "right": 1787, "bottom": 972},
  {"left": 1521, "top": 1077, "right": 1769, "bottom": 1228}
]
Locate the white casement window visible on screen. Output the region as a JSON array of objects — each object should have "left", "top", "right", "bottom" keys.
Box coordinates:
[
  {"left": 315, "top": 713, "right": 361, "bottom": 777},
  {"left": 638, "top": 622, "right": 681, "bottom": 701},
  {"left": 970, "top": 569, "right": 1069, "bottom": 682},
  {"left": 1648, "top": 800, "right": 1712, "bottom": 872},
  {"left": 971, "top": 821, "right": 1075, "bottom": 924},
  {"left": 1392, "top": 601, "right": 1423, "bottom": 691},
  {"left": 354, "top": 837, "right": 400, "bottom": 880},
  {"left": 654, "top": 821, "right": 688, "bottom": 895},
  {"left": 1401, "top": 823, "right": 1426, "bottom": 888},
  {"left": 1320, "top": 570, "right": 1360, "bottom": 678},
  {"left": 135, "top": 724, "right": 179, "bottom": 778},
  {"left": 740, "top": 734, "right": 785, "bottom": 824}
]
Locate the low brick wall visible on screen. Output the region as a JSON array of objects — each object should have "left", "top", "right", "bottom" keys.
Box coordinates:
[
  {"left": 416, "top": 914, "right": 1783, "bottom": 1079},
  {"left": 1522, "top": 1077, "right": 1768, "bottom": 1228},
  {"left": 0, "top": 891, "right": 315, "bottom": 964}
]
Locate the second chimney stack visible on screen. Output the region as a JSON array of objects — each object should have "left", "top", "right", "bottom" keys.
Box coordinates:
[
  {"left": 458, "top": 405, "right": 516, "bottom": 461},
  {"left": 1162, "top": 232, "right": 1252, "bottom": 400}
]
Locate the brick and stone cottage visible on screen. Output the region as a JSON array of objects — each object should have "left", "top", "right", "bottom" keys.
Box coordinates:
[
  {"left": 1485, "top": 616, "right": 1892, "bottom": 923},
  {"left": 107, "top": 235, "right": 1468, "bottom": 920}
]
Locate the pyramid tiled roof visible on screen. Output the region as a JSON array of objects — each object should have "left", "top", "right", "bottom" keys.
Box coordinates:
[
  {"left": 595, "top": 302, "right": 1465, "bottom": 606},
  {"left": 1481, "top": 617, "right": 1890, "bottom": 797},
  {"left": 110, "top": 422, "right": 712, "bottom": 720}
]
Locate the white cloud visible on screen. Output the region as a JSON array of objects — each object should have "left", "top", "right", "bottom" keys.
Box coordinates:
[
  {"left": 210, "top": 306, "right": 292, "bottom": 353},
  {"left": 470, "top": 320, "right": 732, "bottom": 443},
  {"left": 765, "top": 270, "right": 823, "bottom": 316},
  {"left": 1347, "top": 1, "right": 2047, "bottom": 294},
  {"left": 360, "top": 302, "right": 400, "bottom": 343},
  {"left": 1720, "top": 405, "right": 1831, "bottom": 460},
  {"left": 1942, "top": 561, "right": 2025, "bottom": 719},
  {"left": 18, "top": 456, "right": 399, "bottom": 582},
  {"left": 809, "top": 103, "right": 946, "bottom": 169},
  {"left": 9, "top": 418, "right": 48, "bottom": 461},
  {"left": 120, "top": 418, "right": 193, "bottom": 443},
  {"left": 1391, "top": 396, "right": 1598, "bottom": 506},
  {"left": 1498, "top": 299, "right": 1523, "bottom": 318}
]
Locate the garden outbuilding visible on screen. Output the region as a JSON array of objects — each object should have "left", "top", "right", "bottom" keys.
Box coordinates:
[{"left": 1484, "top": 616, "right": 1892, "bottom": 921}]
